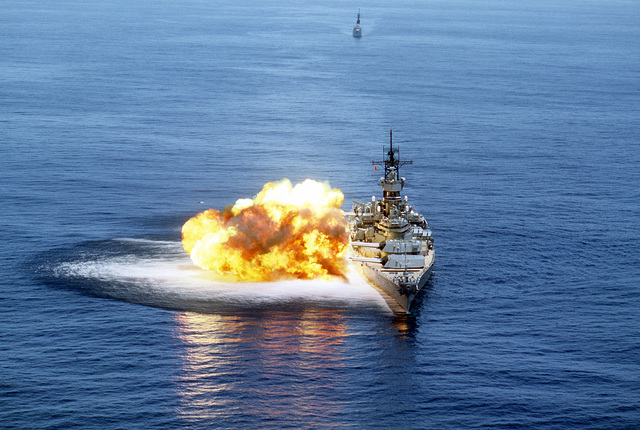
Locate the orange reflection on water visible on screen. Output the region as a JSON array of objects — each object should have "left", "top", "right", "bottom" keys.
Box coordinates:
[{"left": 173, "top": 309, "right": 348, "bottom": 424}]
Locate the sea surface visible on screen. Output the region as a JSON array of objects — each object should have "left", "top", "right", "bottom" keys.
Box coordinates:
[{"left": 2, "top": 0, "right": 639, "bottom": 428}]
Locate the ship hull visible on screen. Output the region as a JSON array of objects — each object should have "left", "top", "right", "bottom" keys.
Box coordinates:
[{"left": 353, "top": 251, "right": 434, "bottom": 314}]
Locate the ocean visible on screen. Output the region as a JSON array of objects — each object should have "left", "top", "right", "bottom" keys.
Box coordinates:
[{"left": 1, "top": 0, "right": 639, "bottom": 428}]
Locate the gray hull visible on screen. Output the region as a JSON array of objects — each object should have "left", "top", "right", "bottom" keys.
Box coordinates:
[{"left": 353, "top": 251, "right": 434, "bottom": 314}]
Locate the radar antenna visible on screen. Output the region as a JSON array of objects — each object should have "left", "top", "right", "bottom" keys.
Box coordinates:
[{"left": 372, "top": 129, "right": 413, "bottom": 178}]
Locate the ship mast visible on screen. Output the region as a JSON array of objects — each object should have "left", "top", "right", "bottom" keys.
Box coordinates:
[
  {"left": 372, "top": 130, "right": 413, "bottom": 178},
  {"left": 372, "top": 129, "right": 413, "bottom": 216}
]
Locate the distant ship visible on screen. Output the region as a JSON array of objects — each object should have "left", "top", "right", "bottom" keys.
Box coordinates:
[
  {"left": 347, "top": 131, "right": 435, "bottom": 314},
  {"left": 353, "top": 10, "right": 362, "bottom": 37}
]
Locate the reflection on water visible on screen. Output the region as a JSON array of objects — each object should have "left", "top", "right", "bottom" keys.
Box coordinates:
[
  {"left": 40, "top": 236, "right": 422, "bottom": 426},
  {"left": 173, "top": 309, "right": 350, "bottom": 425}
]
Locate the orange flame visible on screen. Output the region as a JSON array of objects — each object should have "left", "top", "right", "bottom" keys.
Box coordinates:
[{"left": 182, "top": 179, "right": 349, "bottom": 281}]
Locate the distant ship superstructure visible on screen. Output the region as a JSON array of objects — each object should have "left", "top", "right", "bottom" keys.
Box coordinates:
[
  {"left": 353, "top": 10, "right": 362, "bottom": 37},
  {"left": 347, "top": 131, "right": 434, "bottom": 313}
]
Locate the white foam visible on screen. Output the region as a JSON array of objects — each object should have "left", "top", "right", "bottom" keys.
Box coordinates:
[{"left": 56, "top": 240, "right": 391, "bottom": 313}]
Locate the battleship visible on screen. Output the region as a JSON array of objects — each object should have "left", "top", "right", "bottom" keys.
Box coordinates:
[
  {"left": 347, "top": 131, "right": 434, "bottom": 314},
  {"left": 353, "top": 10, "right": 362, "bottom": 37}
]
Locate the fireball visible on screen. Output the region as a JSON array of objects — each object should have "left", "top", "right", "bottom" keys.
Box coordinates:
[{"left": 182, "top": 179, "right": 349, "bottom": 281}]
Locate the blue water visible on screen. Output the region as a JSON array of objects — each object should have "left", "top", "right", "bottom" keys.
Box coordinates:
[{"left": 2, "top": 0, "right": 639, "bottom": 428}]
